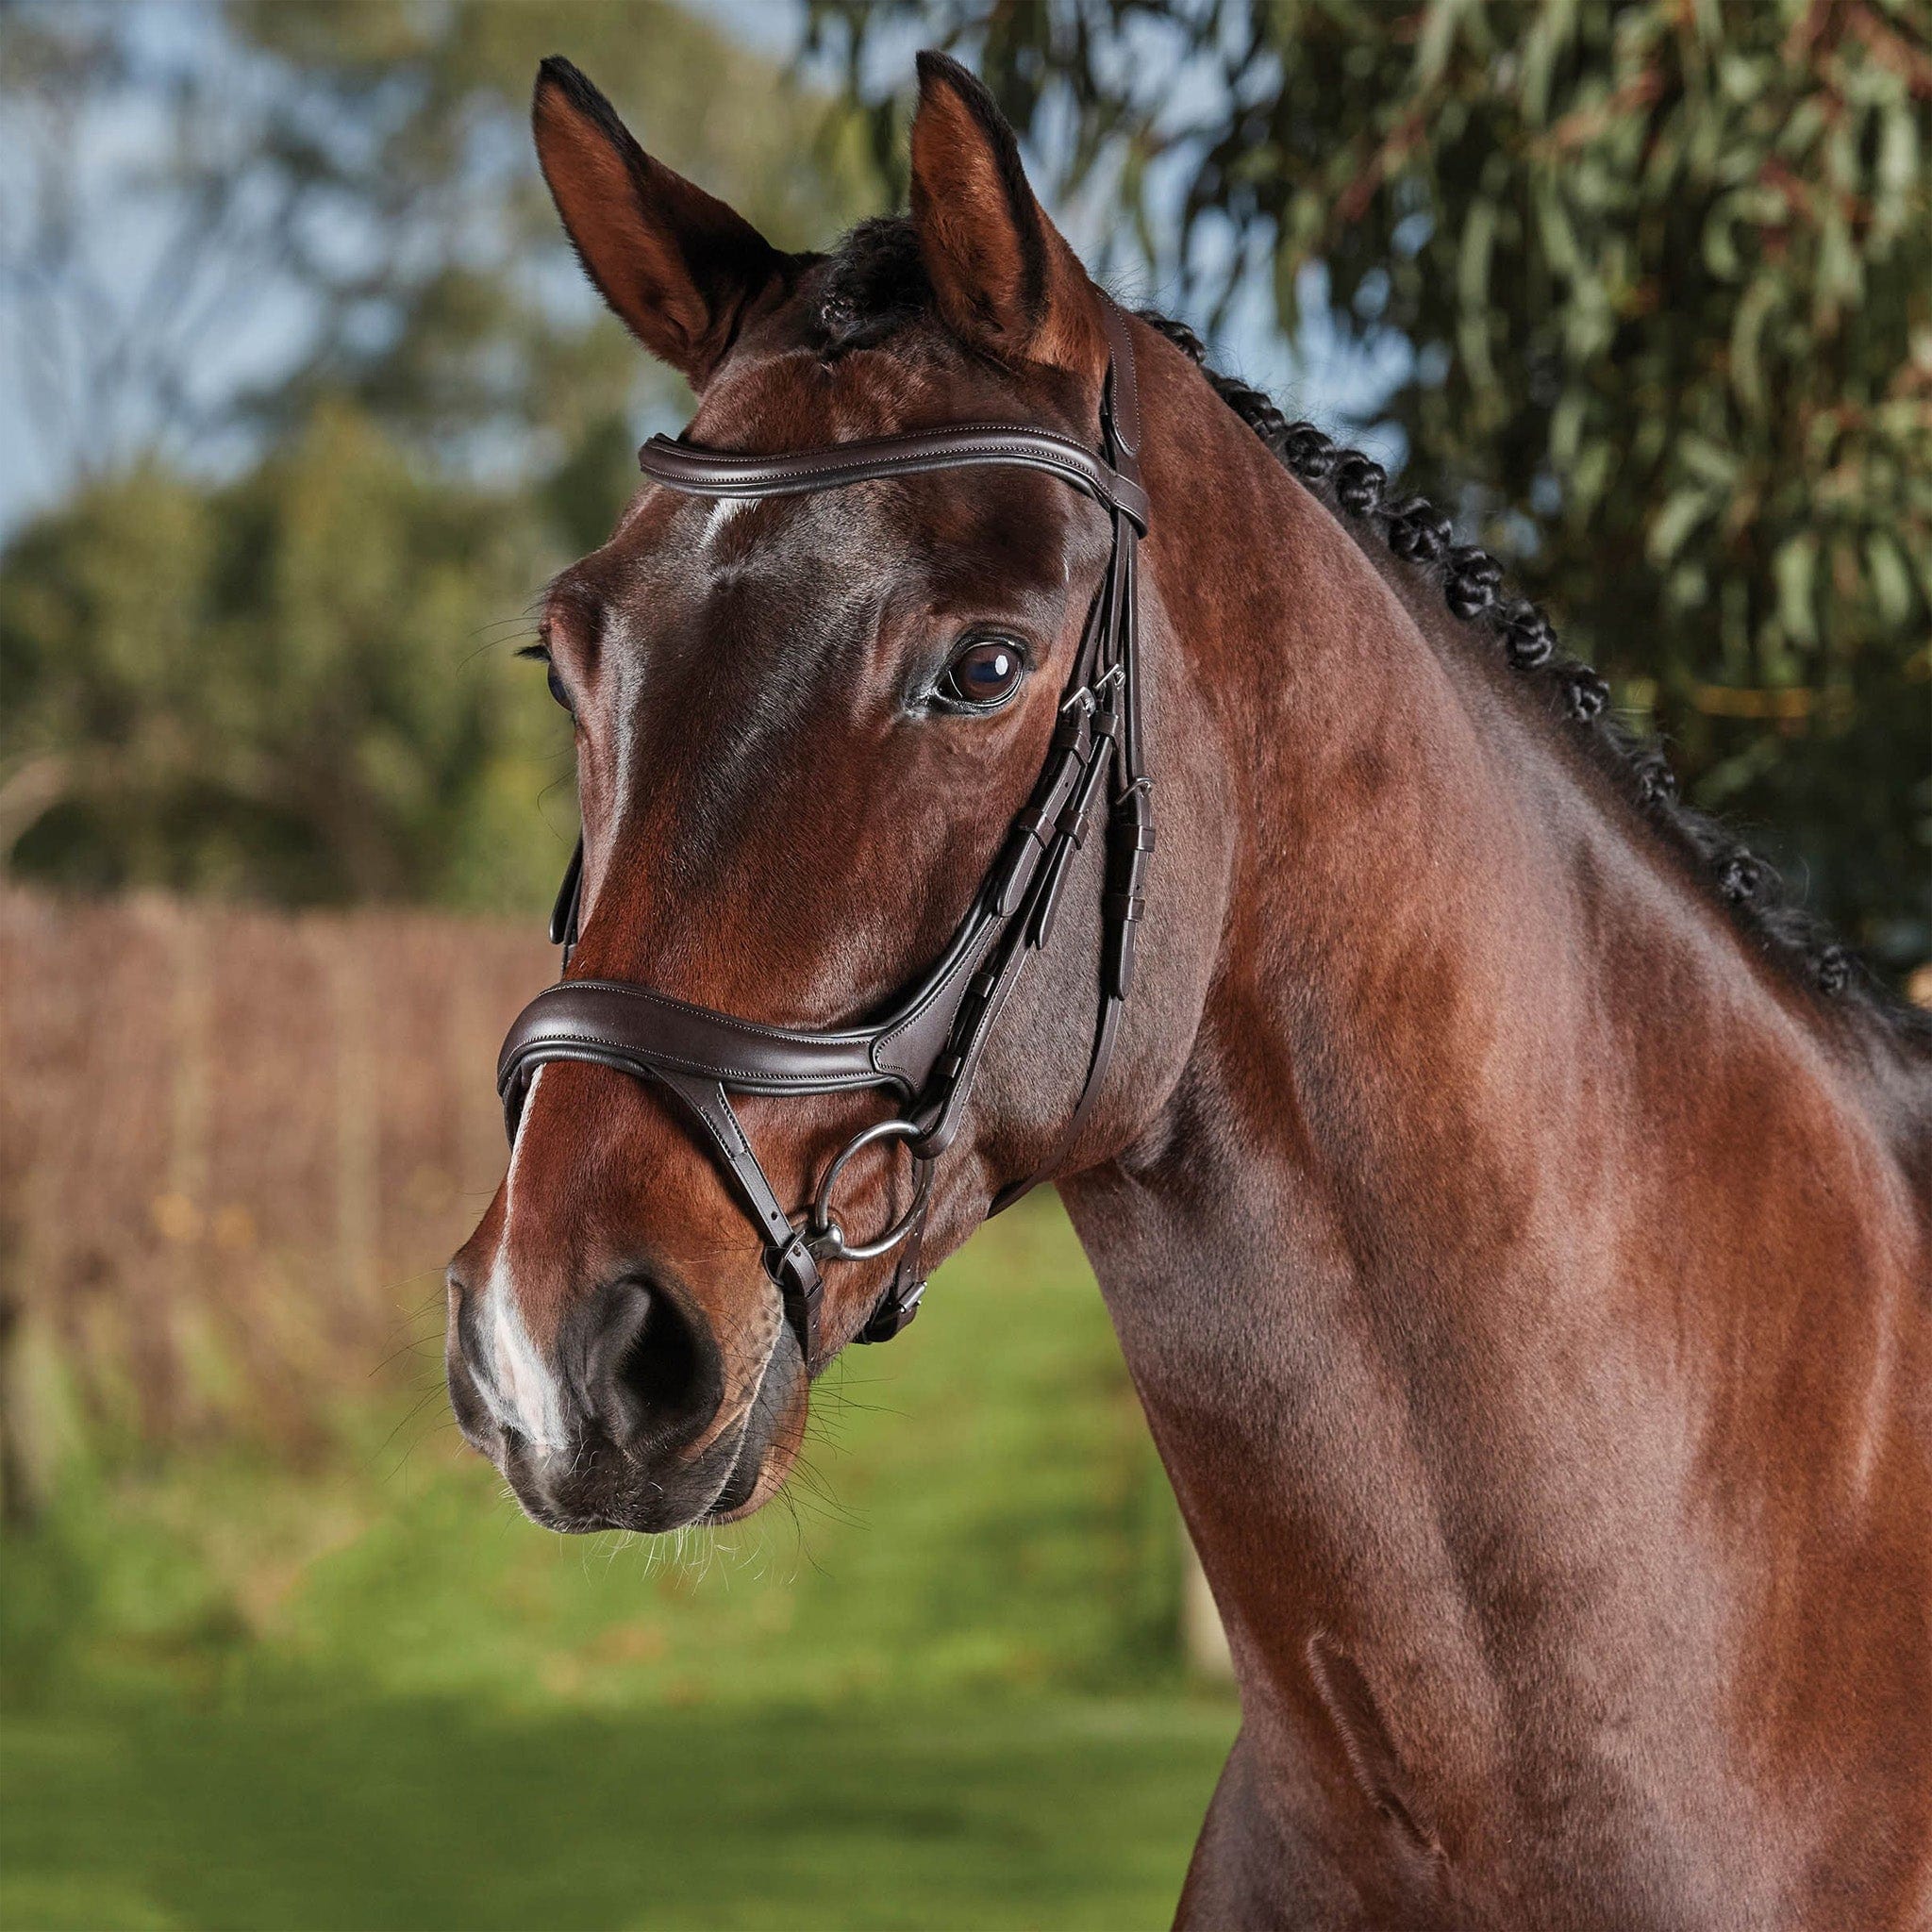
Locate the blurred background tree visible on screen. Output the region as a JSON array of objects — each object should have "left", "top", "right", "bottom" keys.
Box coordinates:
[
  {"left": 817, "top": 0, "right": 1932, "bottom": 972},
  {"left": 0, "top": 0, "right": 877, "bottom": 908},
  {"left": 0, "top": 412, "right": 561, "bottom": 906}
]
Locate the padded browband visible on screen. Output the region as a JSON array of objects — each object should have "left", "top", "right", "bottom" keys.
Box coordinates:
[
  {"left": 636, "top": 424, "right": 1149, "bottom": 534},
  {"left": 500, "top": 983, "right": 887, "bottom": 1096}
]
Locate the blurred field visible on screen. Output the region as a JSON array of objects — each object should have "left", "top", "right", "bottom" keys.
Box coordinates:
[{"left": 0, "top": 1022, "right": 1234, "bottom": 1929}]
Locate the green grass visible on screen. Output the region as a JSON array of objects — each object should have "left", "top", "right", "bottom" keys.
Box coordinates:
[
  {"left": 1, "top": 1200, "right": 1236, "bottom": 1930},
  {"left": 2, "top": 1694, "right": 1232, "bottom": 1932}
]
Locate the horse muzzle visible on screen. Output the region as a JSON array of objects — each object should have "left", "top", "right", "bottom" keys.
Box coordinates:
[{"left": 444, "top": 1260, "right": 807, "bottom": 1534}]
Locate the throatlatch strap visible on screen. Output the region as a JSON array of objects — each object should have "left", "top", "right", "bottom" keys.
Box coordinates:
[{"left": 991, "top": 307, "right": 1154, "bottom": 1212}]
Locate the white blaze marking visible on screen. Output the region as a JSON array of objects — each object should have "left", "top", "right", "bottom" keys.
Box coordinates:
[
  {"left": 702, "top": 497, "right": 752, "bottom": 549},
  {"left": 483, "top": 1066, "right": 568, "bottom": 1451}
]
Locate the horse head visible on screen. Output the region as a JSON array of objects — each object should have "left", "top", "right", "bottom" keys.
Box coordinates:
[{"left": 446, "top": 54, "right": 1213, "bottom": 1533}]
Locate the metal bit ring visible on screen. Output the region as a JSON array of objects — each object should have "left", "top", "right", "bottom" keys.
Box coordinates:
[{"left": 808, "top": 1118, "right": 933, "bottom": 1261}]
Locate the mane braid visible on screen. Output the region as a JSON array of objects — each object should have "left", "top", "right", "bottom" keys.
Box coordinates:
[{"left": 1136, "top": 310, "right": 1929, "bottom": 1049}]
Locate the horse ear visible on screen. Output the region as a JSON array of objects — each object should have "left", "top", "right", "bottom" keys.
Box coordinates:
[
  {"left": 532, "top": 57, "right": 785, "bottom": 389},
  {"left": 908, "top": 52, "right": 1104, "bottom": 378}
]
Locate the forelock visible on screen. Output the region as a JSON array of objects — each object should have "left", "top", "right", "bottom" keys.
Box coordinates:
[{"left": 815, "top": 217, "right": 933, "bottom": 349}]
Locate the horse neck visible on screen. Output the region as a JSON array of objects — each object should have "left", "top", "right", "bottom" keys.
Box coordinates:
[{"left": 1058, "top": 340, "right": 1928, "bottom": 1715}]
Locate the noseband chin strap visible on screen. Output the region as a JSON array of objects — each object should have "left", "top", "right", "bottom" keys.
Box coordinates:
[{"left": 497, "top": 300, "right": 1152, "bottom": 1364}]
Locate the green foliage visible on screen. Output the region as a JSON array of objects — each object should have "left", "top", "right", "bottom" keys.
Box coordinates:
[
  {"left": 0, "top": 404, "right": 569, "bottom": 908},
  {"left": 1, "top": 0, "right": 880, "bottom": 911},
  {"left": 1, "top": 1203, "right": 1227, "bottom": 1930},
  {"left": 821, "top": 0, "right": 1932, "bottom": 967}
]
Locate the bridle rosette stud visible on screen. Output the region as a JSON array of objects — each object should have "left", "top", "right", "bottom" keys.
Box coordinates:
[{"left": 497, "top": 299, "right": 1152, "bottom": 1362}]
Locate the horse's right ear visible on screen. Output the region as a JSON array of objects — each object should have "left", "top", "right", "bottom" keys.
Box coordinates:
[
  {"left": 532, "top": 57, "right": 785, "bottom": 389},
  {"left": 908, "top": 52, "right": 1103, "bottom": 379}
]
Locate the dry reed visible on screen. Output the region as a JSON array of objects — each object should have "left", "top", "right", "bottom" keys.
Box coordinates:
[{"left": 0, "top": 888, "right": 548, "bottom": 1465}]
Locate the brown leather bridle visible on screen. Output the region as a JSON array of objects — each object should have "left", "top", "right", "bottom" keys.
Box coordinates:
[{"left": 497, "top": 301, "right": 1152, "bottom": 1362}]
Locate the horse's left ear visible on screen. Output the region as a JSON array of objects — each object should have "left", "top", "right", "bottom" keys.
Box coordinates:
[
  {"left": 908, "top": 52, "right": 1105, "bottom": 379},
  {"left": 532, "top": 56, "right": 786, "bottom": 389}
]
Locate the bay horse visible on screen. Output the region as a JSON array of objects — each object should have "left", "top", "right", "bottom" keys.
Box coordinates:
[{"left": 446, "top": 51, "right": 1932, "bottom": 1928}]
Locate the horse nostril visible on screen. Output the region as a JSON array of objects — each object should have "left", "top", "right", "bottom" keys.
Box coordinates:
[
  {"left": 443, "top": 1272, "right": 498, "bottom": 1452},
  {"left": 581, "top": 1277, "right": 724, "bottom": 1460}
]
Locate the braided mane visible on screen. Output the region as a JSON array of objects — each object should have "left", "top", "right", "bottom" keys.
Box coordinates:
[
  {"left": 1136, "top": 311, "right": 1928, "bottom": 1047},
  {"left": 814, "top": 219, "right": 1920, "bottom": 1045}
]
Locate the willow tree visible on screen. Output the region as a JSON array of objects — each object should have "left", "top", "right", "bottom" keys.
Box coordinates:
[{"left": 820, "top": 0, "right": 1931, "bottom": 971}]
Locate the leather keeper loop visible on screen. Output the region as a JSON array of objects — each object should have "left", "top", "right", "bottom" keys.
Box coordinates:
[
  {"left": 1028, "top": 836, "right": 1078, "bottom": 950},
  {"left": 1106, "top": 792, "right": 1156, "bottom": 900},
  {"left": 1057, "top": 801, "right": 1098, "bottom": 850},
  {"left": 764, "top": 1228, "right": 824, "bottom": 1356},
  {"left": 1107, "top": 843, "right": 1151, "bottom": 893}
]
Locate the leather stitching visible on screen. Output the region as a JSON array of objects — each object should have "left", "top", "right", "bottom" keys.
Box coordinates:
[
  {"left": 501, "top": 1037, "right": 891, "bottom": 1093},
  {"left": 640, "top": 429, "right": 1148, "bottom": 527}
]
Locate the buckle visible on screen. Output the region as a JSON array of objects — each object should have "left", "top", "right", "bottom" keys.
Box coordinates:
[{"left": 855, "top": 1276, "right": 924, "bottom": 1344}]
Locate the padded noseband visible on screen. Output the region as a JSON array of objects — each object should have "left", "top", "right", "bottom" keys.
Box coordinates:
[{"left": 497, "top": 300, "right": 1153, "bottom": 1362}]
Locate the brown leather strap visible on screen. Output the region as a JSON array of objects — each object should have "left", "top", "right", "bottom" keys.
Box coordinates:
[
  {"left": 991, "top": 311, "right": 1153, "bottom": 1206},
  {"left": 500, "top": 980, "right": 892, "bottom": 1107},
  {"left": 639, "top": 423, "right": 1149, "bottom": 533},
  {"left": 549, "top": 836, "right": 583, "bottom": 952},
  {"left": 655, "top": 1073, "right": 824, "bottom": 1357},
  {"left": 1098, "top": 301, "right": 1142, "bottom": 460}
]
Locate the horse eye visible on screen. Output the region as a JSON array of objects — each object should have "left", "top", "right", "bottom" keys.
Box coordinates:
[
  {"left": 545, "top": 662, "right": 574, "bottom": 716},
  {"left": 940, "top": 638, "right": 1025, "bottom": 709}
]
